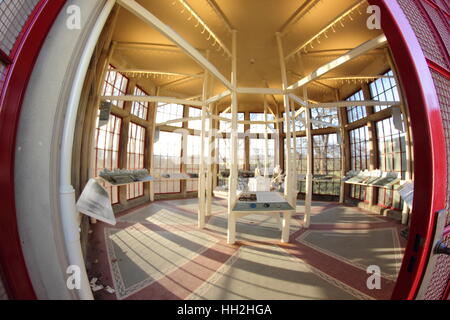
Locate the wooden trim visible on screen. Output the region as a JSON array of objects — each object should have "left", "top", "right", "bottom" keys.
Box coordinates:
[
  {"left": 344, "top": 108, "right": 393, "bottom": 131},
  {"left": 117, "top": 79, "right": 136, "bottom": 206},
  {"left": 362, "top": 82, "right": 379, "bottom": 207},
  {"left": 281, "top": 127, "right": 338, "bottom": 137}
]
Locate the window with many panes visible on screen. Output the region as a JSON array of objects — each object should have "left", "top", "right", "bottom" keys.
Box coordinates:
[
  {"left": 185, "top": 135, "right": 201, "bottom": 192},
  {"left": 217, "top": 138, "right": 245, "bottom": 187},
  {"left": 188, "top": 107, "right": 209, "bottom": 130},
  {"left": 376, "top": 117, "right": 406, "bottom": 210},
  {"left": 156, "top": 103, "right": 184, "bottom": 127},
  {"left": 249, "top": 139, "right": 275, "bottom": 171},
  {"left": 102, "top": 65, "right": 128, "bottom": 109},
  {"left": 131, "top": 86, "right": 149, "bottom": 120},
  {"left": 370, "top": 70, "right": 400, "bottom": 113},
  {"left": 153, "top": 131, "right": 182, "bottom": 193},
  {"left": 94, "top": 114, "right": 122, "bottom": 204},
  {"left": 285, "top": 137, "right": 307, "bottom": 193},
  {"left": 349, "top": 126, "right": 370, "bottom": 201},
  {"left": 126, "top": 122, "right": 146, "bottom": 200},
  {"left": 283, "top": 111, "right": 305, "bottom": 132},
  {"left": 312, "top": 134, "right": 341, "bottom": 195},
  {"left": 217, "top": 138, "right": 245, "bottom": 170},
  {"left": 249, "top": 113, "right": 275, "bottom": 133},
  {"left": 219, "top": 112, "right": 244, "bottom": 132},
  {"left": 311, "top": 108, "right": 339, "bottom": 129},
  {"left": 294, "top": 137, "right": 308, "bottom": 175},
  {"left": 346, "top": 90, "right": 366, "bottom": 123},
  {"left": 184, "top": 134, "right": 210, "bottom": 192}
]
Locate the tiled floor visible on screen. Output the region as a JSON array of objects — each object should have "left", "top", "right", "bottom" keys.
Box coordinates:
[{"left": 86, "top": 198, "right": 406, "bottom": 300}]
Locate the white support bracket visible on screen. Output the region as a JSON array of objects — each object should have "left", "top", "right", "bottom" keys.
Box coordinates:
[{"left": 205, "top": 90, "right": 231, "bottom": 105}]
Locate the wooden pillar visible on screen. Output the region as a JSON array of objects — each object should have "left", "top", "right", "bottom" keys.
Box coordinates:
[
  {"left": 149, "top": 87, "right": 160, "bottom": 202},
  {"left": 386, "top": 49, "right": 412, "bottom": 225},
  {"left": 75, "top": 7, "right": 119, "bottom": 197},
  {"left": 336, "top": 90, "right": 350, "bottom": 203},
  {"left": 146, "top": 95, "right": 156, "bottom": 201},
  {"left": 362, "top": 83, "right": 378, "bottom": 208},
  {"left": 117, "top": 79, "right": 137, "bottom": 206},
  {"left": 84, "top": 9, "right": 120, "bottom": 185}
]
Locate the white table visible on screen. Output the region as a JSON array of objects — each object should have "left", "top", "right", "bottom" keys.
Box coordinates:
[{"left": 227, "top": 192, "right": 295, "bottom": 244}]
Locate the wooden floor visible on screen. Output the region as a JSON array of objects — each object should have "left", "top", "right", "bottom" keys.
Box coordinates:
[{"left": 86, "top": 198, "right": 406, "bottom": 300}]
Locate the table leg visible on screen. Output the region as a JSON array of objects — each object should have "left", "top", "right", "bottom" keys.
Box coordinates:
[
  {"left": 281, "top": 211, "right": 291, "bottom": 243},
  {"left": 227, "top": 212, "right": 236, "bottom": 244},
  {"left": 275, "top": 213, "right": 282, "bottom": 231}
]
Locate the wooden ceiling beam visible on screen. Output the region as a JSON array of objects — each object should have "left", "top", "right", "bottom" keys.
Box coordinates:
[
  {"left": 205, "top": 0, "right": 234, "bottom": 32},
  {"left": 287, "top": 34, "right": 388, "bottom": 91},
  {"left": 308, "top": 100, "right": 400, "bottom": 108},
  {"left": 117, "top": 0, "right": 233, "bottom": 90},
  {"left": 320, "top": 75, "right": 395, "bottom": 81},
  {"left": 101, "top": 94, "right": 203, "bottom": 106},
  {"left": 236, "top": 87, "right": 283, "bottom": 95},
  {"left": 279, "top": 0, "right": 321, "bottom": 35},
  {"left": 285, "top": 0, "right": 367, "bottom": 60},
  {"left": 290, "top": 70, "right": 337, "bottom": 91},
  {"left": 303, "top": 48, "right": 385, "bottom": 56},
  {"left": 115, "top": 41, "right": 205, "bottom": 53},
  {"left": 176, "top": 0, "right": 231, "bottom": 57},
  {"left": 159, "top": 72, "right": 203, "bottom": 89},
  {"left": 312, "top": 80, "right": 336, "bottom": 91},
  {"left": 113, "top": 68, "right": 203, "bottom": 78}
]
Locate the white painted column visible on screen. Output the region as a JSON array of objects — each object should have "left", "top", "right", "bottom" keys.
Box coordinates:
[
  {"left": 336, "top": 90, "right": 346, "bottom": 204},
  {"left": 304, "top": 87, "right": 312, "bottom": 228},
  {"left": 274, "top": 105, "right": 281, "bottom": 168},
  {"left": 198, "top": 51, "right": 211, "bottom": 229},
  {"left": 206, "top": 102, "right": 214, "bottom": 216},
  {"left": 290, "top": 96, "right": 298, "bottom": 190},
  {"left": 264, "top": 97, "right": 269, "bottom": 177},
  {"left": 227, "top": 30, "right": 238, "bottom": 244},
  {"left": 276, "top": 32, "right": 295, "bottom": 207},
  {"left": 149, "top": 86, "right": 160, "bottom": 202}
]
